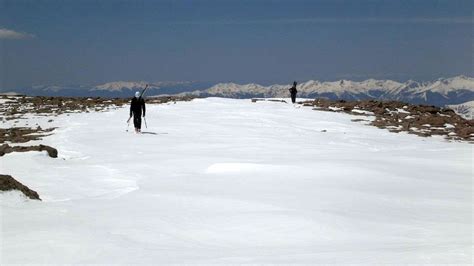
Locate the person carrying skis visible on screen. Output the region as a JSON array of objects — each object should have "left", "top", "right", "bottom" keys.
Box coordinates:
[
  {"left": 289, "top": 81, "right": 298, "bottom": 104},
  {"left": 129, "top": 91, "right": 146, "bottom": 133}
]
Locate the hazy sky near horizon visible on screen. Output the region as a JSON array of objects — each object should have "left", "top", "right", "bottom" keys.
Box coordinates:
[{"left": 0, "top": 0, "right": 472, "bottom": 88}]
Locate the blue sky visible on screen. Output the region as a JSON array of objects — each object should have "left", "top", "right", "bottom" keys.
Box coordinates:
[{"left": 0, "top": 0, "right": 472, "bottom": 88}]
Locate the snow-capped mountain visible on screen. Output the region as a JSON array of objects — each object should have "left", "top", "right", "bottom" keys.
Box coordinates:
[
  {"left": 447, "top": 100, "right": 474, "bottom": 120},
  {"left": 180, "top": 76, "right": 474, "bottom": 106},
  {"left": 93, "top": 81, "right": 192, "bottom": 91},
  {"left": 94, "top": 81, "right": 153, "bottom": 91},
  {"left": 11, "top": 81, "right": 212, "bottom": 98},
  {"left": 5, "top": 76, "right": 473, "bottom": 106}
]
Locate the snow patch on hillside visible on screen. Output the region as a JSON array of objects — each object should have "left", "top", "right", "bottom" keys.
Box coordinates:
[{"left": 448, "top": 100, "right": 474, "bottom": 120}]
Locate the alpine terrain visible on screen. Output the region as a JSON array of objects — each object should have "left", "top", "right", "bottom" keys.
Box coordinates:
[{"left": 0, "top": 97, "right": 471, "bottom": 264}]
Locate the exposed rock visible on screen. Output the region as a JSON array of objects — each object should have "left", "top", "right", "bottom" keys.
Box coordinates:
[
  {"left": 0, "top": 127, "right": 56, "bottom": 144},
  {"left": 302, "top": 98, "right": 473, "bottom": 142},
  {"left": 38, "top": 144, "right": 58, "bottom": 158},
  {"left": 0, "top": 143, "right": 58, "bottom": 158},
  {"left": 351, "top": 119, "right": 368, "bottom": 122},
  {"left": 457, "top": 126, "right": 474, "bottom": 139},
  {"left": 0, "top": 95, "right": 196, "bottom": 120},
  {"left": 252, "top": 98, "right": 288, "bottom": 103},
  {"left": 0, "top": 174, "right": 41, "bottom": 200},
  {"left": 147, "top": 95, "right": 196, "bottom": 104},
  {"left": 0, "top": 143, "right": 9, "bottom": 156}
]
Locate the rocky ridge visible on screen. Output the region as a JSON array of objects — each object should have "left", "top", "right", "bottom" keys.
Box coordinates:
[{"left": 300, "top": 99, "right": 474, "bottom": 142}]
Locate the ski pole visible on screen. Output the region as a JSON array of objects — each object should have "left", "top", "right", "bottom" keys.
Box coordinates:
[
  {"left": 126, "top": 117, "right": 131, "bottom": 132},
  {"left": 144, "top": 117, "right": 148, "bottom": 128}
]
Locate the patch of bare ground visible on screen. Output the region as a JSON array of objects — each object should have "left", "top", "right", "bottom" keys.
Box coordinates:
[
  {"left": 1, "top": 95, "right": 196, "bottom": 119},
  {"left": 0, "top": 126, "right": 56, "bottom": 144}
]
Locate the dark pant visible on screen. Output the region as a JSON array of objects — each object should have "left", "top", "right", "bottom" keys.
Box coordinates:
[
  {"left": 291, "top": 93, "right": 296, "bottom": 103},
  {"left": 133, "top": 116, "right": 142, "bottom": 130}
]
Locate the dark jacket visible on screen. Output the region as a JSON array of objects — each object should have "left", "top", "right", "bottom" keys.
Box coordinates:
[
  {"left": 130, "top": 97, "right": 146, "bottom": 117},
  {"left": 289, "top": 85, "right": 298, "bottom": 95}
]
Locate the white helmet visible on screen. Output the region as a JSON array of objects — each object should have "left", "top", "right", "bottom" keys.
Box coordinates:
[{"left": 135, "top": 91, "right": 140, "bottom": 98}]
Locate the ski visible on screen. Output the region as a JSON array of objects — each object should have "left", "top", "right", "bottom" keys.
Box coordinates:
[{"left": 139, "top": 84, "right": 148, "bottom": 99}]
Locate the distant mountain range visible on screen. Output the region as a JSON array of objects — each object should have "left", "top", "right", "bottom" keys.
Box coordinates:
[
  {"left": 8, "top": 81, "right": 213, "bottom": 98},
  {"left": 3, "top": 76, "right": 473, "bottom": 107},
  {"left": 179, "top": 76, "right": 474, "bottom": 107}
]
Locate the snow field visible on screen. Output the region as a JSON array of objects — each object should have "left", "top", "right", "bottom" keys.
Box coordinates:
[{"left": 1, "top": 98, "right": 472, "bottom": 264}]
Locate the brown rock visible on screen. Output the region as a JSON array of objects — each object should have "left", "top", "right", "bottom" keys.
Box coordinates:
[
  {"left": 456, "top": 127, "right": 474, "bottom": 139},
  {"left": 39, "top": 144, "right": 58, "bottom": 158},
  {"left": 306, "top": 98, "right": 473, "bottom": 142},
  {"left": 0, "top": 143, "right": 58, "bottom": 158},
  {"left": 0, "top": 144, "right": 12, "bottom": 156},
  {"left": 0, "top": 174, "right": 41, "bottom": 200},
  {"left": 416, "top": 116, "right": 447, "bottom": 127}
]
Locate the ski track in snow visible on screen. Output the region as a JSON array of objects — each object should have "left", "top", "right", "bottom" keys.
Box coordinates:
[{"left": 0, "top": 98, "right": 472, "bottom": 264}]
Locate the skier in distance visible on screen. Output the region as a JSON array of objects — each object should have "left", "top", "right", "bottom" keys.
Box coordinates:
[{"left": 289, "top": 81, "right": 298, "bottom": 104}]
